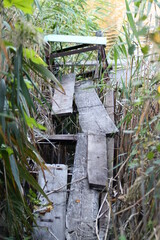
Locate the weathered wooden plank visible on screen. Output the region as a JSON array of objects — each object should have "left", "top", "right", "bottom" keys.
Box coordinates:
[
  {"left": 104, "top": 89, "right": 115, "bottom": 180},
  {"left": 52, "top": 73, "right": 75, "bottom": 116},
  {"left": 36, "top": 134, "right": 77, "bottom": 143},
  {"left": 104, "top": 89, "right": 114, "bottom": 122},
  {"left": 87, "top": 134, "right": 108, "bottom": 189},
  {"left": 107, "top": 138, "right": 114, "bottom": 180},
  {"left": 75, "top": 81, "right": 118, "bottom": 135},
  {"left": 44, "top": 34, "right": 106, "bottom": 45},
  {"left": 33, "top": 164, "right": 68, "bottom": 240},
  {"left": 66, "top": 134, "right": 99, "bottom": 240}
]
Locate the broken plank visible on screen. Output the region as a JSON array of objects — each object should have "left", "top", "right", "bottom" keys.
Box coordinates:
[
  {"left": 87, "top": 134, "right": 108, "bottom": 189},
  {"left": 66, "top": 134, "right": 99, "bottom": 240},
  {"left": 33, "top": 164, "right": 68, "bottom": 240},
  {"left": 75, "top": 81, "right": 118, "bottom": 135},
  {"left": 52, "top": 73, "right": 75, "bottom": 116}
]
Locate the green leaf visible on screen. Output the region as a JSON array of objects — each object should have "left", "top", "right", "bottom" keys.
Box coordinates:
[
  {"left": 23, "top": 48, "right": 47, "bottom": 66},
  {"left": 125, "top": 0, "right": 141, "bottom": 46},
  {"left": 141, "top": 45, "right": 149, "bottom": 55},
  {"left": 24, "top": 112, "right": 46, "bottom": 130},
  {"left": 20, "top": 76, "right": 35, "bottom": 111},
  {"left": 9, "top": 154, "right": 23, "bottom": 195},
  {"left": 18, "top": 164, "right": 51, "bottom": 203},
  {"left": 3, "top": 0, "right": 34, "bottom": 14},
  {"left": 128, "top": 44, "right": 136, "bottom": 55},
  {"left": 31, "top": 62, "right": 64, "bottom": 92},
  {"left": 157, "top": 145, "right": 160, "bottom": 152},
  {"left": 147, "top": 151, "right": 154, "bottom": 160}
]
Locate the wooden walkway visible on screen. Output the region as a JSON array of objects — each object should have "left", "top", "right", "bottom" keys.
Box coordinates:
[
  {"left": 34, "top": 73, "right": 118, "bottom": 239},
  {"left": 34, "top": 33, "right": 118, "bottom": 240}
]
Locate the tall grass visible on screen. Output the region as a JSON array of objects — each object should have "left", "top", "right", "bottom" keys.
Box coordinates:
[{"left": 104, "top": 1, "right": 160, "bottom": 239}]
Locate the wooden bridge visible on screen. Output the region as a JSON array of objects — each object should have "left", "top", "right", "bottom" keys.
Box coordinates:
[{"left": 34, "top": 34, "right": 118, "bottom": 240}]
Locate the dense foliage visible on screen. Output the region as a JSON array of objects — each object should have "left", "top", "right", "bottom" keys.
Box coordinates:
[
  {"left": 0, "top": 0, "right": 59, "bottom": 238},
  {"left": 0, "top": 0, "right": 99, "bottom": 239},
  {"left": 107, "top": 1, "right": 160, "bottom": 239}
]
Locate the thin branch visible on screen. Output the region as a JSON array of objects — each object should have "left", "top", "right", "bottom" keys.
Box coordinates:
[
  {"left": 46, "top": 176, "right": 86, "bottom": 195},
  {"left": 115, "top": 187, "right": 154, "bottom": 216}
]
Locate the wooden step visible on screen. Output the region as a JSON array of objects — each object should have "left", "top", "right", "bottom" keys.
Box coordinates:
[
  {"left": 66, "top": 134, "right": 99, "bottom": 239},
  {"left": 33, "top": 164, "right": 68, "bottom": 240},
  {"left": 52, "top": 73, "right": 75, "bottom": 116},
  {"left": 75, "top": 81, "right": 118, "bottom": 135}
]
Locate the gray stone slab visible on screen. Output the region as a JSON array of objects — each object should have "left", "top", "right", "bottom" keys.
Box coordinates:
[
  {"left": 33, "top": 164, "right": 68, "bottom": 240},
  {"left": 52, "top": 74, "right": 75, "bottom": 116}
]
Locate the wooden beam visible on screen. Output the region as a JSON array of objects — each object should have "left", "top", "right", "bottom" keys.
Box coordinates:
[
  {"left": 87, "top": 134, "right": 108, "bottom": 189},
  {"left": 36, "top": 134, "right": 77, "bottom": 143},
  {"left": 53, "top": 60, "right": 99, "bottom": 67},
  {"left": 66, "top": 134, "right": 99, "bottom": 239},
  {"left": 44, "top": 34, "right": 107, "bottom": 46},
  {"left": 50, "top": 45, "right": 98, "bottom": 58},
  {"left": 75, "top": 81, "right": 118, "bottom": 135},
  {"left": 52, "top": 73, "right": 75, "bottom": 116},
  {"left": 34, "top": 164, "right": 68, "bottom": 240}
]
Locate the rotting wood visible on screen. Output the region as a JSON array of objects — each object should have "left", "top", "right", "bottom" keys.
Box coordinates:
[
  {"left": 87, "top": 134, "right": 108, "bottom": 189},
  {"left": 66, "top": 134, "right": 99, "bottom": 240},
  {"left": 36, "top": 134, "right": 77, "bottom": 143},
  {"left": 75, "top": 81, "right": 118, "bottom": 135},
  {"left": 33, "top": 164, "right": 67, "bottom": 240},
  {"left": 52, "top": 73, "right": 75, "bottom": 116}
]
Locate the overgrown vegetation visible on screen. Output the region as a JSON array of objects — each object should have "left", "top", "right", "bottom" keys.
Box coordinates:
[
  {"left": 0, "top": 0, "right": 98, "bottom": 239},
  {"left": 0, "top": 0, "right": 159, "bottom": 239},
  {"left": 106, "top": 1, "right": 160, "bottom": 239}
]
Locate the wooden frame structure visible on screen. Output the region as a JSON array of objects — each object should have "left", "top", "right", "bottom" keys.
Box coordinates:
[{"left": 44, "top": 34, "right": 109, "bottom": 76}]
